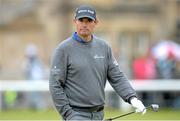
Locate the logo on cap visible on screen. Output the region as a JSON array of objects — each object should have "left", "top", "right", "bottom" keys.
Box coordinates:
[{"left": 78, "top": 9, "right": 94, "bottom": 14}]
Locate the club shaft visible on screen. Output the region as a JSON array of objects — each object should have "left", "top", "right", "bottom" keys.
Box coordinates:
[
  {"left": 105, "top": 104, "right": 158, "bottom": 121},
  {"left": 107, "top": 111, "right": 135, "bottom": 121}
]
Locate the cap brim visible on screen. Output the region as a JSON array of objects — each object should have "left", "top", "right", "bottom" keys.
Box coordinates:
[{"left": 76, "top": 15, "right": 95, "bottom": 20}]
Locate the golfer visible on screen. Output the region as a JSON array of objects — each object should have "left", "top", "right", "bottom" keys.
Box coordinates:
[{"left": 49, "top": 5, "right": 146, "bottom": 120}]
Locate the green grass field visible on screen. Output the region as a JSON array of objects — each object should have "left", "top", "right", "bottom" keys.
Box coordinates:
[{"left": 0, "top": 108, "right": 180, "bottom": 120}]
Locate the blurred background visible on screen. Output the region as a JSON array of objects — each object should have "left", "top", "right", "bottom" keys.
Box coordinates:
[{"left": 0, "top": 0, "right": 180, "bottom": 120}]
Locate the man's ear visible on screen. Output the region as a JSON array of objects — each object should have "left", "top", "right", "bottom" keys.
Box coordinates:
[{"left": 94, "top": 19, "right": 99, "bottom": 25}]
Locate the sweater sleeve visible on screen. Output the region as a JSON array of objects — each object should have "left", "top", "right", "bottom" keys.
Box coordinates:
[
  {"left": 49, "top": 46, "right": 73, "bottom": 119},
  {"left": 107, "top": 45, "right": 137, "bottom": 103}
]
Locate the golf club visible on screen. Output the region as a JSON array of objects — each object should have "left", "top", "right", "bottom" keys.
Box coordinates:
[{"left": 103, "top": 104, "right": 159, "bottom": 121}]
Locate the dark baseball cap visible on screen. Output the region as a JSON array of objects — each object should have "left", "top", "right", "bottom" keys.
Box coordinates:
[{"left": 75, "top": 5, "right": 96, "bottom": 20}]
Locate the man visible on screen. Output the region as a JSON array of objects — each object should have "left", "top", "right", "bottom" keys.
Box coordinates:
[{"left": 49, "top": 5, "right": 146, "bottom": 120}]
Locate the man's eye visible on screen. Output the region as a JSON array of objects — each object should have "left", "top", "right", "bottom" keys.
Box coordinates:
[
  {"left": 88, "top": 19, "right": 93, "bottom": 22},
  {"left": 78, "top": 18, "right": 93, "bottom": 22},
  {"left": 78, "top": 18, "right": 83, "bottom": 22}
]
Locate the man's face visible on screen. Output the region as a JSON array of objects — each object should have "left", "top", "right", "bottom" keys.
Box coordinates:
[{"left": 73, "top": 17, "right": 98, "bottom": 37}]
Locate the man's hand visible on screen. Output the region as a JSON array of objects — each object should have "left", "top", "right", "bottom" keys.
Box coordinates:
[{"left": 130, "top": 97, "right": 146, "bottom": 114}]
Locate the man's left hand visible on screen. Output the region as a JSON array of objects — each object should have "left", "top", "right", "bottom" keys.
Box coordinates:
[{"left": 130, "top": 97, "right": 146, "bottom": 114}]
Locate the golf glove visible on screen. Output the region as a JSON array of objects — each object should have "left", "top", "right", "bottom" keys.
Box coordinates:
[{"left": 130, "top": 97, "right": 146, "bottom": 114}]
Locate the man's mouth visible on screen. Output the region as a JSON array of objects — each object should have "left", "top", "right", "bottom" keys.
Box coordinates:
[{"left": 81, "top": 28, "right": 89, "bottom": 31}]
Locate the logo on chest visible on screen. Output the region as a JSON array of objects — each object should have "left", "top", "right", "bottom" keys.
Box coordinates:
[{"left": 94, "top": 54, "right": 105, "bottom": 59}]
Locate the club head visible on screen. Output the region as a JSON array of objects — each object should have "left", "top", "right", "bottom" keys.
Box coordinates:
[{"left": 151, "top": 104, "right": 159, "bottom": 112}]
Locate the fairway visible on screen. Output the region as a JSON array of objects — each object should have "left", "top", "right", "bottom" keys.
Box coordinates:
[{"left": 0, "top": 108, "right": 180, "bottom": 120}]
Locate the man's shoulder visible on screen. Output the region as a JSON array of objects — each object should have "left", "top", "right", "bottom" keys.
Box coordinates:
[
  {"left": 56, "top": 37, "right": 74, "bottom": 50},
  {"left": 93, "top": 35, "right": 109, "bottom": 47}
]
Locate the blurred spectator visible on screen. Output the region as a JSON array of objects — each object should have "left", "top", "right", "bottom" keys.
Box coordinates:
[
  {"left": 133, "top": 53, "right": 157, "bottom": 80},
  {"left": 25, "top": 44, "right": 44, "bottom": 80},
  {"left": 151, "top": 40, "right": 180, "bottom": 79},
  {"left": 24, "top": 44, "right": 46, "bottom": 110},
  {"left": 156, "top": 51, "right": 176, "bottom": 79},
  {"left": 4, "top": 91, "right": 17, "bottom": 109}
]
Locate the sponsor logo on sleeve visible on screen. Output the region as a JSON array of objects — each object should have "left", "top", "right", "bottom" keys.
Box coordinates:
[
  {"left": 51, "top": 66, "right": 61, "bottom": 75},
  {"left": 113, "top": 60, "right": 119, "bottom": 66}
]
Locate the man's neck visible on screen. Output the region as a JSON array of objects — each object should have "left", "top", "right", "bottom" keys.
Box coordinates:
[{"left": 78, "top": 34, "right": 92, "bottom": 42}]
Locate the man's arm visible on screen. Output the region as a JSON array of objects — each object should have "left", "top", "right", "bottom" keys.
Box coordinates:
[
  {"left": 106, "top": 45, "right": 146, "bottom": 114},
  {"left": 49, "top": 47, "right": 73, "bottom": 119},
  {"left": 106, "top": 45, "right": 137, "bottom": 102}
]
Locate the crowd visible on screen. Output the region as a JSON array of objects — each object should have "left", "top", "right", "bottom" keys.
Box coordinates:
[
  {"left": 132, "top": 40, "right": 180, "bottom": 108},
  {"left": 132, "top": 50, "right": 180, "bottom": 80},
  {"left": 132, "top": 40, "right": 180, "bottom": 80}
]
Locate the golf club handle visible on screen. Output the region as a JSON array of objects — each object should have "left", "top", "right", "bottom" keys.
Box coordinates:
[{"left": 105, "top": 111, "right": 135, "bottom": 121}]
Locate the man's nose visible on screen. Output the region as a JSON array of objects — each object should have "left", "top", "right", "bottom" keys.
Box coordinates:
[{"left": 82, "top": 23, "right": 87, "bottom": 27}]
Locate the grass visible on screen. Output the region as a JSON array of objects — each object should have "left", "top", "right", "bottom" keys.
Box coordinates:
[{"left": 0, "top": 108, "right": 180, "bottom": 120}]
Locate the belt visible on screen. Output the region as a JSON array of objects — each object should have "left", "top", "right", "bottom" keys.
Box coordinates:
[{"left": 71, "top": 105, "right": 104, "bottom": 112}]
